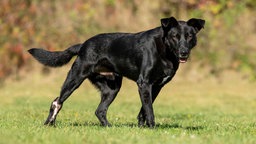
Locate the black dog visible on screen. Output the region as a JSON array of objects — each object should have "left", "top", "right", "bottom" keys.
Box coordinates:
[{"left": 28, "top": 17, "right": 205, "bottom": 128}]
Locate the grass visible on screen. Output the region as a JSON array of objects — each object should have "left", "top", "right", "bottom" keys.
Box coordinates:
[{"left": 1, "top": 67, "right": 256, "bottom": 144}]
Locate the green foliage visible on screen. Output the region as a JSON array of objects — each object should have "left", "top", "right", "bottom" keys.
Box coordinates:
[
  {"left": 187, "top": 0, "right": 256, "bottom": 78},
  {"left": 0, "top": 0, "right": 256, "bottom": 81}
]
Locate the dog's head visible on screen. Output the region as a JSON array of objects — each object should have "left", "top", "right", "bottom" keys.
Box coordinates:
[{"left": 161, "top": 17, "right": 205, "bottom": 63}]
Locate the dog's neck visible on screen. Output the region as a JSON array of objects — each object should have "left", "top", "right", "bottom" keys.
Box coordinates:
[{"left": 154, "top": 27, "right": 179, "bottom": 70}]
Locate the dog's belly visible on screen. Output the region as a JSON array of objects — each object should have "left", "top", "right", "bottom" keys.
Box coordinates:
[
  {"left": 99, "top": 72, "right": 114, "bottom": 76},
  {"left": 113, "top": 63, "right": 140, "bottom": 81}
]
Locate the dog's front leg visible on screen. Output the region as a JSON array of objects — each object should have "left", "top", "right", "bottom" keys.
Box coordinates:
[
  {"left": 137, "top": 84, "right": 162, "bottom": 127},
  {"left": 137, "top": 78, "right": 155, "bottom": 128}
]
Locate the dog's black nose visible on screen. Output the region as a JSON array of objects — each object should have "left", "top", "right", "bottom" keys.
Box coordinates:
[{"left": 180, "top": 49, "right": 188, "bottom": 57}]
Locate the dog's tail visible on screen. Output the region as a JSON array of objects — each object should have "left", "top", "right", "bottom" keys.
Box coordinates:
[{"left": 28, "top": 44, "right": 81, "bottom": 67}]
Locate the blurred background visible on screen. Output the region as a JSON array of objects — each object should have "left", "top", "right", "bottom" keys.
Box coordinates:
[
  {"left": 1, "top": 1, "right": 256, "bottom": 142},
  {"left": 0, "top": 0, "right": 256, "bottom": 84}
]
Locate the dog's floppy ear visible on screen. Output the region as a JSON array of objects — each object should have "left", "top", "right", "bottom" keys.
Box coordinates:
[
  {"left": 161, "top": 17, "right": 179, "bottom": 31},
  {"left": 187, "top": 18, "right": 205, "bottom": 32}
]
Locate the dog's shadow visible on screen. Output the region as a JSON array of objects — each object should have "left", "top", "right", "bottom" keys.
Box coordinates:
[
  {"left": 69, "top": 121, "right": 204, "bottom": 131},
  {"left": 155, "top": 123, "right": 204, "bottom": 131}
]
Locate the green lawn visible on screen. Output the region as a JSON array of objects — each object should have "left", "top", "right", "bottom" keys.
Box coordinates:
[{"left": 1, "top": 68, "right": 256, "bottom": 144}]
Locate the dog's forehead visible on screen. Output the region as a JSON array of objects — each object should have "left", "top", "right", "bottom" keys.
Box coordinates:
[
  {"left": 178, "top": 20, "right": 186, "bottom": 25},
  {"left": 176, "top": 21, "right": 194, "bottom": 33}
]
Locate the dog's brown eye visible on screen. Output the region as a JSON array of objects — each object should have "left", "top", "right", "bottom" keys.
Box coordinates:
[
  {"left": 187, "top": 34, "right": 192, "bottom": 39},
  {"left": 171, "top": 34, "right": 179, "bottom": 39}
]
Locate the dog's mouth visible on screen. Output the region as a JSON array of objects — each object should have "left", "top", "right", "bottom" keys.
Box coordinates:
[
  {"left": 178, "top": 50, "right": 190, "bottom": 63},
  {"left": 179, "top": 57, "right": 188, "bottom": 63}
]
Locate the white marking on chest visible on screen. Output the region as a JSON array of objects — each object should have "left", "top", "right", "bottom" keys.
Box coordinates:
[{"left": 160, "top": 76, "right": 171, "bottom": 85}]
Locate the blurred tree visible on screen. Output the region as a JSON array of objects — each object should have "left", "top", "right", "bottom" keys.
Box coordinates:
[{"left": 0, "top": 0, "right": 255, "bottom": 82}]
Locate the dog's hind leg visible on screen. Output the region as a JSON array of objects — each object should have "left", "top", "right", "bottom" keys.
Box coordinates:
[
  {"left": 44, "top": 57, "right": 90, "bottom": 125},
  {"left": 89, "top": 75, "right": 122, "bottom": 126}
]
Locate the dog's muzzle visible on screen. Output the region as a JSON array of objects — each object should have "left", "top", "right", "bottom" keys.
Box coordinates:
[{"left": 179, "top": 49, "right": 189, "bottom": 63}]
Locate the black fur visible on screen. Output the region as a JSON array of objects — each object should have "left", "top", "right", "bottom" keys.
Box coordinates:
[
  {"left": 29, "top": 17, "right": 205, "bottom": 128},
  {"left": 28, "top": 44, "right": 81, "bottom": 67}
]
